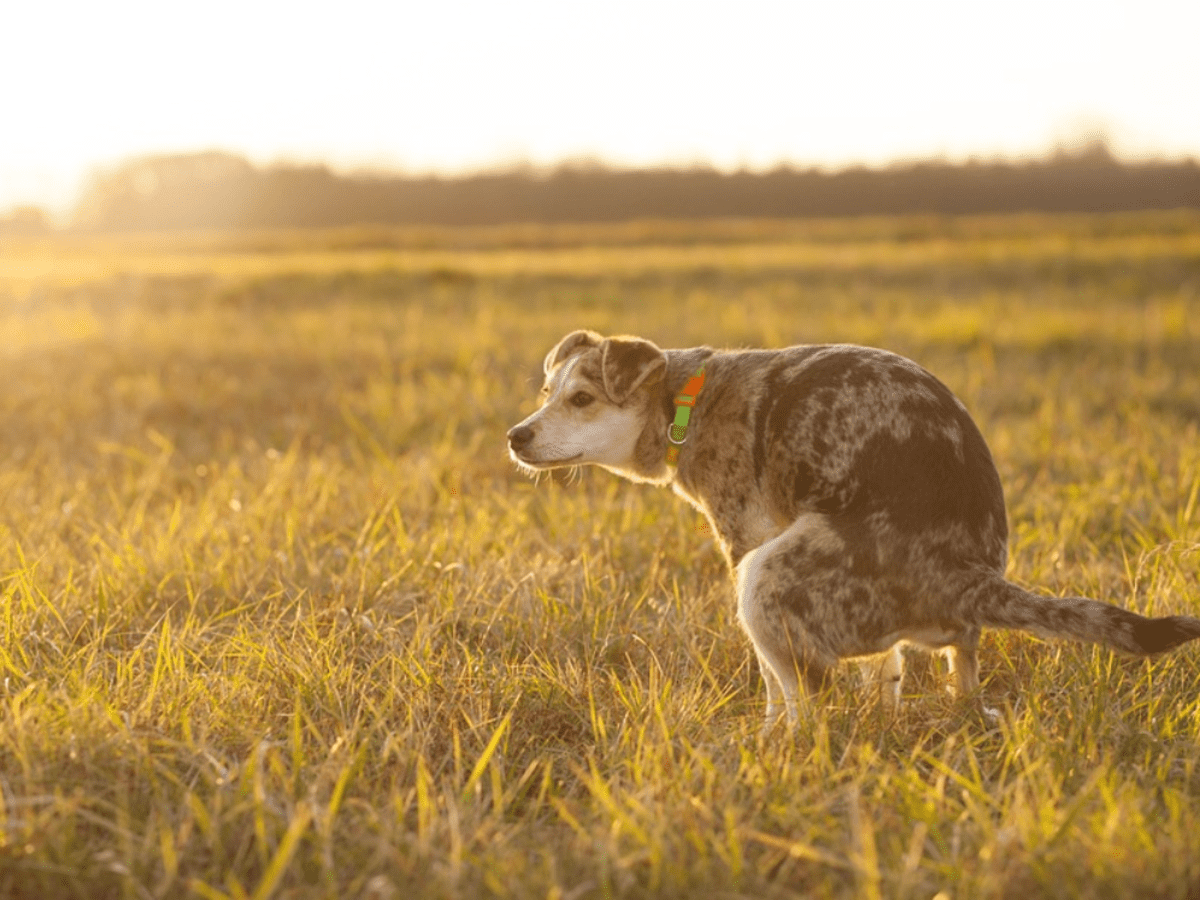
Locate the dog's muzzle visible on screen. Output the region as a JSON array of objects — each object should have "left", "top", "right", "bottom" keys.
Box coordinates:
[{"left": 507, "top": 424, "right": 534, "bottom": 453}]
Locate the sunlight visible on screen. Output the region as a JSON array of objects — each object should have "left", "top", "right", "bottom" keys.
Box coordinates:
[{"left": 2, "top": 0, "right": 1198, "bottom": 215}]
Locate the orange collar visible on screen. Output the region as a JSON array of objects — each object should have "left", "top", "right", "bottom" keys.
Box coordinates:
[{"left": 665, "top": 366, "right": 706, "bottom": 467}]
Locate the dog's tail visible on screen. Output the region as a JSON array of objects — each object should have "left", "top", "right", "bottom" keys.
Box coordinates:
[{"left": 961, "top": 573, "right": 1200, "bottom": 656}]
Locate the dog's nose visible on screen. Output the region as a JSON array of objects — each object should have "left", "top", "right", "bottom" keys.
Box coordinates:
[{"left": 507, "top": 425, "right": 534, "bottom": 451}]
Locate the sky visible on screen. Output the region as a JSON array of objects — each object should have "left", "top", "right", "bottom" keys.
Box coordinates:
[{"left": 3, "top": 0, "right": 1199, "bottom": 217}]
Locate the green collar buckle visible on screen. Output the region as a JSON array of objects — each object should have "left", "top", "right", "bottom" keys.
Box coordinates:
[{"left": 666, "top": 366, "right": 707, "bottom": 467}]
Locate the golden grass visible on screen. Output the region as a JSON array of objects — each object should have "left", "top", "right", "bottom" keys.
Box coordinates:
[
  {"left": 4, "top": 230, "right": 1200, "bottom": 292},
  {"left": 1, "top": 211, "right": 1199, "bottom": 898},
  {"left": 5, "top": 211, "right": 1200, "bottom": 290}
]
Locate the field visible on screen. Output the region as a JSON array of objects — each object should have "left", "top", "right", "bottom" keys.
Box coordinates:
[{"left": 2, "top": 211, "right": 1199, "bottom": 898}]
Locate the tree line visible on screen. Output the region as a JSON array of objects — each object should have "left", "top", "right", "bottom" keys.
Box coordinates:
[{"left": 68, "top": 144, "right": 1200, "bottom": 231}]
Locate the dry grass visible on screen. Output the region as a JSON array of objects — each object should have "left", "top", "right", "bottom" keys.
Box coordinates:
[{"left": 1, "top": 211, "right": 1199, "bottom": 898}]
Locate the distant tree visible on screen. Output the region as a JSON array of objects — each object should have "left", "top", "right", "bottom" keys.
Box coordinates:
[
  {"left": 69, "top": 148, "right": 1200, "bottom": 232},
  {"left": 0, "top": 205, "right": 51, "bottom": 234},
  {"left": 73, "top": 152, "right": 256, "bottom": 230}
]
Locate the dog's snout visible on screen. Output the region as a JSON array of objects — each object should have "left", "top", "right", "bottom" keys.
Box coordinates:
[{"left": 508, "top": 424, "right": 534, "bottom": 451}]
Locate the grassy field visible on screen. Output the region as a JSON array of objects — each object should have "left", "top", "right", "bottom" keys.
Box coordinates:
[{"left": 1, "top": 211, "right": 1199, "bottom": 899}]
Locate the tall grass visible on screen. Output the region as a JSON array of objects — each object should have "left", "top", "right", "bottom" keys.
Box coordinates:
[{"left": 1, "top": 212, "right": 1198, "bottom": 898}]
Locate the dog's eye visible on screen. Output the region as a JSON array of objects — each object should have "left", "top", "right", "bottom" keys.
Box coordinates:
[{"left": 570, "top": 392, "right": 594, "bottom": 408}]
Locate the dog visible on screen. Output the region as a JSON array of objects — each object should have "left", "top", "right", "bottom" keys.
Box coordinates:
[{"left": 507, "top": 330, "right": 1200, "bottom": 727}]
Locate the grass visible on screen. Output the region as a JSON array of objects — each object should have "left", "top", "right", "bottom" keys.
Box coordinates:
[{"left": 1, "top": 211, "right": 1199, "bottom": 898}]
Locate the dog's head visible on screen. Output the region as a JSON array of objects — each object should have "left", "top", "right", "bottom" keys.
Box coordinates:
[{"left": 507, "top": 330, "right": 668, "bottom": 482}]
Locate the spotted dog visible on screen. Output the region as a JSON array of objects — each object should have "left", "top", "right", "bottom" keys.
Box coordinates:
[{"left": 507, "top": 330, "right": 1200, "bottom": 727}]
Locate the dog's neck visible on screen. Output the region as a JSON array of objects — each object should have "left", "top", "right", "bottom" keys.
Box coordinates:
[
  {"left": 614, "top": 347, "right": 716, "bottom": 487},
  {"left": 656, "top": 347, "right": 715, "bottom": 474},
  {"left": 660, "top": 347, "right": 714, "bottom": 424}
]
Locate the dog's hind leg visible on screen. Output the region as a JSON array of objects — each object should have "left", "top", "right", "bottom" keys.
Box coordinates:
[
  {"left": 739, "top": 578, "right": 804, "bottom": 727},
  {"left": 943, "top": 625, "right": 999, "bottom": 719},
  {"left": 859, "top": 646, "right": 904, "bottom": 712},
  {"left": 746, "top": 622, "right": 830, "bottom": 730},
  {"left": 736, "top": 518, "right": 838, "bottom": 730},
  {"left": 754, "top": 647, "right": 785, "bottom": 727},
  {"left": 945, "top": 626, "right": 980, "bottom": 697}
]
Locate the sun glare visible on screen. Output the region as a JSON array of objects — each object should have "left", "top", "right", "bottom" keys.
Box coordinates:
[{"left": 2, "top": 0, "right": 1199, "bottom": 214}]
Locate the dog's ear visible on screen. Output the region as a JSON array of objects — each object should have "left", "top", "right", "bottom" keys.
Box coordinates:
[
  {"left": 544, "top": 330, "right": 602, "bottom": 375},
  {"left": 599, "top": 336, "right": 666, "bottom": 404}
]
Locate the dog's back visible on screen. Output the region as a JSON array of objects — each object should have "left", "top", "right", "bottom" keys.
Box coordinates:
[{"left": 672, "top": 343, "right": 1007, "bottom": 572}]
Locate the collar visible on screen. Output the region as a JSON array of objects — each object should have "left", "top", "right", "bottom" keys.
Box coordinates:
[{"left": 665, "top": 365, "right": 707, "bottom": 467}]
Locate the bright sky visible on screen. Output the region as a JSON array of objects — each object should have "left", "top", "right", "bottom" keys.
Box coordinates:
[{"left": 3, "top": 0, "right": 1199, "bottom": 216}]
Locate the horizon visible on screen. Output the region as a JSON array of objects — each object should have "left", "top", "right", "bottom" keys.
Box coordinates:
[{"left": 5, "top": 0, "right": 1200, "bottom": 216}]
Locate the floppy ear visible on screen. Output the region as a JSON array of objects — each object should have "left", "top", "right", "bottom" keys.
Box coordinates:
[
  {"left": 599, "top": 336, "right": 666, "bottom": 404},
  {"left": 544, "top": 329, "right": 602, "bottom": 375}
]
